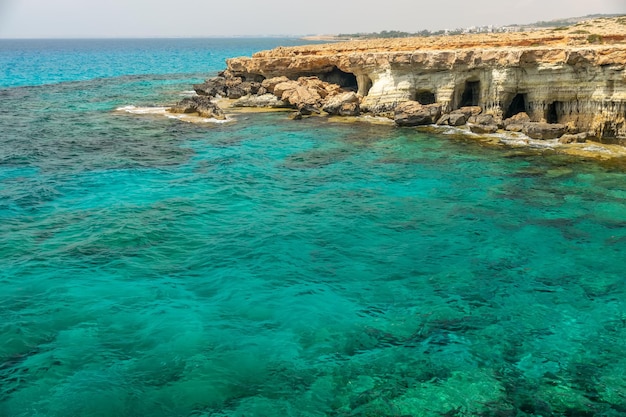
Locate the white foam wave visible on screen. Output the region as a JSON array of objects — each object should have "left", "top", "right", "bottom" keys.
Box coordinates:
[
  {"left": 499, "top": 136, "right": 557, "bottom": 149},
  {"left": 115, "top": 105, "right": 231, "bottom": 124},
  {"left": 357, "top": 115, "right": 395, "bottom": 124},
  {"left": 165, "top": 113, "right": 232, "bottom": 124},
  {"left": 437, "top": 126, "right": 464, "bottom": 135},
  {"left": 115, "top": 105, "right": 168, "bottom": 115},
  {"left": 583, "top": 145, "right": 612, "bottom": 154}
]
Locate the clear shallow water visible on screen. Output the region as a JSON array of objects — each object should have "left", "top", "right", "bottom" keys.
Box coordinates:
[{"left": 2, "top": 40, "right": 626, "bottom": 417}]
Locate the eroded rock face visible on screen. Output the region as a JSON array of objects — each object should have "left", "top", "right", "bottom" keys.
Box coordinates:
[
  {"left": 232, "top": 94, "right": 289, "bottom": 108},
  {"left": 272, "top": 77, "right": 346, "bottom": 112},
  {"left": 322, "top": 92, "right": 360, "bottom": 116},
  {"left": 262, "top": 76, "right": 291, "bottom": 94},
  {"left": 194, "top": 78, "right": 226, "bottom": 97},
  {"left": 176, "top": 68, "right": 362, "bottom": 118},
  {"left": 225, "top": 18, "right": 626, "bottom": 140},
  {"left": 193, "top": 72, "right": 261, "bottom": 99}
]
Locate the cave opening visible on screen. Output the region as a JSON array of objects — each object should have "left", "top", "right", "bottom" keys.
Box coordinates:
[
  {"left": 602, "top": 122, "right": 618, "bottom": 139},
  {"left": 321, "top": 67, "right": 358, "bottom": 91},
  {"left": 546, "top": 101, "right": 562, "bottom": 124},
  {"left": 414, "top": 90, "right": 436, "bottom": 105},
  {"left": 460, "top": 80, "right": 480, "bottom": 107},
  {"left": 505, "top": 93, "right": 527, "bottom": 119}
]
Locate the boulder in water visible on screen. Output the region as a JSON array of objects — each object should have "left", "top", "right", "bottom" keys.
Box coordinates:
[
  {"left": 394, "top": 101, "right": 442, "bottom": 126},
  {"left": 169, "top": 96, "right": 226, "bottom": 120}
]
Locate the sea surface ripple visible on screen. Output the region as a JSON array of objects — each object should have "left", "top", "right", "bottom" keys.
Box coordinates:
[{"left": 1, "top": 39, "right": 626, "bottom": 417}]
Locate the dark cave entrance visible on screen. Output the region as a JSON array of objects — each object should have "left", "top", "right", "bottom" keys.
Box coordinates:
[
  {"left": 602, "top": 122, "right": 618, "bottom": 139},
  {"left": 321, "top": 67, "right": 358, "bottom": 91},
  {"left": 546, "top": 101, "right": 562, "bottom": 124},
  {"left": 414, "top": 90, "right": 436, "bottom": 105},
  {"left": 505, "top": 93, "right": 527, "bottom": 119},
  {"left": 460, "top": 80, "right": 480, "bottom": 107}
]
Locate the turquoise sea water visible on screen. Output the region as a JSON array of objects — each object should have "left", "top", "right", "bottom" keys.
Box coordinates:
[{"left": 2, "top": 39, "right": 626, "bottom": 417}]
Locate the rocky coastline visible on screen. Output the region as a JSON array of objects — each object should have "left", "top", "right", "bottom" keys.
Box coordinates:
[{"left": 170, "top": 16, "right": 626, "bottom": 157}]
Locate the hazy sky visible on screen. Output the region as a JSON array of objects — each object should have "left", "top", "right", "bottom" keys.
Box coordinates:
[{"left": 0, "top": 0, "right": 624, "bottom": 38}]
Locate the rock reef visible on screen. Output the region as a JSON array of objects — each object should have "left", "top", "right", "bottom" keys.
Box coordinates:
[{"left": 172, "top": 16, "right": 626, "bottom": 143}]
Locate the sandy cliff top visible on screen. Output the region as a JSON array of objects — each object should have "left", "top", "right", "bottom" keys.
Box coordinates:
[{"left": 253, "top": 16, "right": 626, "bottom": 58}]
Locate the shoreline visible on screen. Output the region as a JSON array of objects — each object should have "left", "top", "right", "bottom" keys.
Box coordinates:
[
  {"left": 164, "top": 15, "right": 626, "bottom": 162},
  {"left": 119, "top": 99, "right": 626, "bottom": 162}
]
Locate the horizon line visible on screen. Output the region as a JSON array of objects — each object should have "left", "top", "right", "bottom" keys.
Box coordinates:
[{"left": 0, "top": 35, "right": 313, "bottom": 41}]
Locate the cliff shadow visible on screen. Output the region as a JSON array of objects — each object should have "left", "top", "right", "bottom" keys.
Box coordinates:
[
  {"left": 320, "top": 67, "right": 358, "bottom": 92},
  {"left": 414, "top": 89, "right": 436, "bottom": 105},
  {"left": 504, "top": 93, "right": 528, "bottom": 119},
  {"left": 546, "top": 101, "right": 563, "bottom": 124},
  {"left": 601, "top": 121, "right": 624, "bottom": 144},
  {"left": 459, "top": 80, "right": 481, "bottom": 107}
]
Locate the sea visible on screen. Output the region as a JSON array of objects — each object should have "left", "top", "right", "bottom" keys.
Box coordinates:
[{"left": 1, "top": 38, "right": 626, "bottom": 417}]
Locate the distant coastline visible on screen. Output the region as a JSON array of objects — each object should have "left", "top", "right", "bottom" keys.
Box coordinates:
[
  {"left": 299, "top": 13, "right": 624, "bottom": 42},
  {"left": 300, "top": 35, "right": 346, "bottom": 42}
]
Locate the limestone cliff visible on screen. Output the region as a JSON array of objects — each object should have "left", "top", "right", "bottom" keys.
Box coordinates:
[{"left": 226, "top": 17, "right": 626, "bottom": 140}]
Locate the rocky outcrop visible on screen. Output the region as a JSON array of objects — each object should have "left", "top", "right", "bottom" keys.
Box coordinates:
[
  {"left": 322, "top": 92, "right": 360, "bottom": 116},
  {"left": 192, "top": 70, "right": 263, "bottom": 99},
  {"left": 168, "top": 96, "right": 225, "bottom": 120},
  {"left": 223, "top": 17, "right": 626, "bottom": 142},
  {"left": 232, "top": 94, "right": 289, "bottom": 108},
  {"left": 177, "top": 67, "right": 359, "bottom": 118},
  {"left": 394, "top": 102, "right": 442, "bottom": 126},
  {"left": 559, "top": 132, "right": 589, "bottom": 144},
  {"left": 522, "top": 122, "right": 568, "bottom": 140},
  {"left": 438, "top": 106, "right": 482, "bottom": 126},
  {"left": 467, "top": 114, "right": 500, "bottom": 134}
]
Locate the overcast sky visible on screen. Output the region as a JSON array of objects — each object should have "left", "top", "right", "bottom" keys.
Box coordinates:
[{"left": 0, "top": 0, "right": 624, "bottom": 38}]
